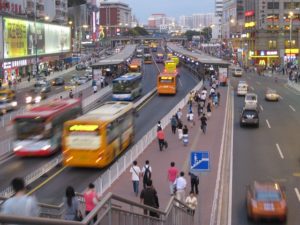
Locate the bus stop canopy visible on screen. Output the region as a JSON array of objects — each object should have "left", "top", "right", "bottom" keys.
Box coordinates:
[
  {"left": 92, "top": 44, "right": 137, "bottom": 67},
  {"left": 167, "top": 43, "right": 230, "bottom": 66}
]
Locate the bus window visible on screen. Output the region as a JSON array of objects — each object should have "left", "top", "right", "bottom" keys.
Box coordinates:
[
  {"left": 159, "top": 77, "right": 174, "bottom": 83},
  {"left": 15, "top": 118, "right": 48, "bottom": 140},
  {"left": 106, "top": 121, "right": 119, "bottom": 143}
]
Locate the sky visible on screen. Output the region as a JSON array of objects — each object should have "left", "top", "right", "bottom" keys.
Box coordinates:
[{"left": 120, "top": 0, "right": 214, "bottom": 23}]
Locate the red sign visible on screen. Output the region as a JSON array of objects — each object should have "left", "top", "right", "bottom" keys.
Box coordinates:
[{"left": 245, "top": 10, "right": 254, "bottom": 17}]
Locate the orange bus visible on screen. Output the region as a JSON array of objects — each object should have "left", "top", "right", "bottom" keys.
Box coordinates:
[
  {"left": 128, "top": 58, "right": 142, "bottom": 72},
  {"left": 157, "top": 73, "right": 178, "bottom": 95},
  {"left": 62, "top": 101, "right": 135, "bottom": 168}
]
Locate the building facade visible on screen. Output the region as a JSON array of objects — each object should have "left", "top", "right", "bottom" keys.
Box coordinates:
[
  {"left": 212, "top": 0, "right": 223, "bottom": 42},
  {"left": 100, "top": 1, "right": 131, "bottom": 37}
]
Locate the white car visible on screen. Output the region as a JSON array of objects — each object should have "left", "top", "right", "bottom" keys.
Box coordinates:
[
  {"left": 237, "top": 81, "right": 248, "bottom": 96},
  {"left": 232, "top": 67, "right": 243, "bottom": 77},
  {"left": 76, "top": 76, "right": 89, "bottom": 85},
  {"left": 245, "top": 93, "right": 258, "bottom": 108}
]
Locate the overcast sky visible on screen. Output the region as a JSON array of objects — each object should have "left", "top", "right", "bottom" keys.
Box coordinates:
[{"left": 120, "top": 0, "right": 214, "bottom": 23}]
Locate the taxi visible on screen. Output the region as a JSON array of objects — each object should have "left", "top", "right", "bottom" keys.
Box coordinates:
[
  {"left": 246, "top": 181, "right": 287, "bottom": 222},
  {"left": 0, "top": 88, "right": 18, "bottom": 113},
  {"left": 0, "top": 88, "right": 16, "bottom": 101},
  {"left": 64, "top": 81, "right": 77, "bottom": 91},
  {"left": 265, "top": 88, "right": 279, "bottom": 101}
]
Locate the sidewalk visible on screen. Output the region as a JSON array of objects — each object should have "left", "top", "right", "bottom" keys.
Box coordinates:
[{"left": 102, "top": 85, "right": 228, "bottom": 225}]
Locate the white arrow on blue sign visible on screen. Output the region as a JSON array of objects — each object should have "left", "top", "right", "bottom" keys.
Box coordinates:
[{"left": 190, "top": 151, "right": 210, "bottom": 172}]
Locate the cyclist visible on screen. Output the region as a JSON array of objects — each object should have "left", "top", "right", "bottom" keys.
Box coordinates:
[{"left": 200, "top": 113, "right": 208, "bottom": 134}]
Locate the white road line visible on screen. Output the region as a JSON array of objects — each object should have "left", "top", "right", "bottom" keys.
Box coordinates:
[
  {"left": 276, "top": 143, "right": 284, "bottom": 159},
  {"left": 266, "top": 119, "right": 271, "bottom": 129},
  {"left": 250, "top": 86, "right": 254, "bottom": 91},
  {"left": 178, "top": 78, "right": 183, "bottom": 87},
  {"left": 289, "top": 105, "right": 296, "bottom": 112},
  {"left": 259, "top": 105, "right": 264, "bottom": 111},
  {"left": 279, "top": 95, "right": 283, "bottom": 100},
  {"left": 294, "top": 188, "right": 300, "bottom": 202}
]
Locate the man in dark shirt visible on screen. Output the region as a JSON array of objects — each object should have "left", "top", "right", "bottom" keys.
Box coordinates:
[{"left": 140, "top": 180, "right": 159, "bottom": 217}]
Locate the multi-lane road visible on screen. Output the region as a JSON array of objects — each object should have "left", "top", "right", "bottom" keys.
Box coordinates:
[{"left": 231, "top": 71, "right": 300, "bottom": 225}]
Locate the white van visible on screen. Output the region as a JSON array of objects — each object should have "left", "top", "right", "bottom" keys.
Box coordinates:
[
  {"left": 237, "top": 81, "right": 248, "bottom": 96},
  {"left": 245, "top": 93, "right": 258, "bottom": 108},
  {"left": 232, "top": 67, "right": 243, "bottom": 77}
]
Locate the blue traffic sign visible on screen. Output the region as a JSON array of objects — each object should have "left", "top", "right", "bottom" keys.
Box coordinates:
[{"left": 190, "top": 151, "right": 210, "bottom": 172}]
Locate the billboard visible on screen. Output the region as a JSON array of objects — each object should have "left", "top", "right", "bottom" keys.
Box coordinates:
[
  {"left": 3, "top": 17, "right": 71, "bottom": 59},
  {"left": 0, "top": 16, "right": 3, "bottom": 60}
]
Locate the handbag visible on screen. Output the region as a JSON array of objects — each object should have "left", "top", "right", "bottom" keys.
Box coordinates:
[{"left": 75, "top": 210, "right": 83, "bottom": 221}]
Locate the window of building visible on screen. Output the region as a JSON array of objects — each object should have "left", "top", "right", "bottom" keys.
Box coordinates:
[
  {"left": 267, "top": 2, "right": 279, "bottom": 9},
  {"left": 267, "top": 25, "right": 279, "bottom": 30},
  {"left": 266, "top": 14, "right": 279, "bottom": 22},
  {"left": 285, "top": 40, "right": 296, "bottom": 48},
  {"left": 268, "top": 40, "right": 277, "bottom": 49},
  {"left": 284, "top": 2, "right": 300, "bottom": 9}
]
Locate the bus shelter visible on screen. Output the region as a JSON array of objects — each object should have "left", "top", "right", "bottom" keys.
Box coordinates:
[
  {"left": 91, "top": 44, "right": 137, "bottom": 82},
  {"left": 167, "top": 43, "right": 230, "bottom": 84}
]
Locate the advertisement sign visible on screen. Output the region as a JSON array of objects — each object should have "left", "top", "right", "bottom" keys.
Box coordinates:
[
  {"left": 219, "top": 67, "right": 228, "bottom": 86},
  {"left": 3, "top": 17, "right": 70, "bottom": 59},
  {"left": 0, "top": 16, "right": 3, "bottom": 60}
]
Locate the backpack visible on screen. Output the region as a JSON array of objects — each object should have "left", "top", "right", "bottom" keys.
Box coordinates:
[{"left": 143, "top": 166, "right": 151, "bottom": 183}]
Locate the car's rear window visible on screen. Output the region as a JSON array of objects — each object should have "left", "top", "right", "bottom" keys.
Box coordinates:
[
  {"left": 243, "top": 110, "right": 258, "bottom": 117},
  {"left": 246, "top": 95, "right": 257, "bottom": 101},
  {"left": 256, "top": 191, "right": 282, "bottom": 201}
]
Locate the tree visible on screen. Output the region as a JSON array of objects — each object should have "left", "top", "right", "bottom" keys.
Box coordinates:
[
  {"left": 184, "top": 30, "right": 201, "bottom": 41},
  {"left": 122, "top": 26, "right": 149, "bottom": 36},
  {"left": 201, "top": 27, "right": 212, "bottom": 43}
]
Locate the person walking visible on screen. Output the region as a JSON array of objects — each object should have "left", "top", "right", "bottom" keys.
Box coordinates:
[
  {"left": 174, "top": 171, "right": 187, "bottom": 203},
  {"left": 185, "top": 191, "right": 198, "bottom": 216},
  {"left": 1, "top": 177, "right": 40, "bottom": 217},
  {"left": 130, "top": 160, "right": 141, "bottom": 196},
  {"left": 189, "top": 172, "right": 199, "bottom": 195},
  {"left": 187, "top": 109, "right": 195, "bottom": 127},
  {"left": 142, "top": 160, "right": 152, "bottom": 189},
  {"left": 176, "top": 108, "right": 182, "bottom": 121},
  {"left": 167, "top": 162, "right": 178, "bottom": 195},
  {"left": 140, "top": 180, "right": 159, "bottom": 218},
  {"left": 200, "top": 113, "right": 208, "bottom": 134},
  {"left": 157, "top": 121, "right": 162, "bottom": 131},
  {"left": 84, "top": 183, "right": 100, "bottom": 222},
  {"left": 182, "top": 125, "right": 189, "bottom": 146},
  {"left": 69, "top": 89, "right": 74, "bottom": 99},
  {"left": 170, "top": 115, "right": 177, "bottom": 134},
  {"left": 93, "top": 84, "right": 97, "bottom": 93},
  {"left": 206, "top": 102, "right": 212, "bottom": 118},
  {"left": 157, "top": 127, "right": 167, "bottom": 151},
  {"left": 63, "top": 186, "right": 82, "bottom": 221},
  {"left": 217, "top": 92, "right": 221, "bottom": 106},
  {"left": 177, "top": 119, "right": 183, "bottom": 140}
]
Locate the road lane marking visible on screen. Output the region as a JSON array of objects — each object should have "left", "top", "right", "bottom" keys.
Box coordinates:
[
  {"left": 27, "top": 166, "right": 67, "bottom": 195},
  {"left": 259, "top": 105, "right": 264, "bottom": 111},
  {"left": 294, "top": 188, "right": 300, "bottom": 202},
  {"left": 250, "top": 86, "right": 254, "bottom": 91},
  {"left": 178, "top": 77, "right": 183, "bottom": 87},
  {"left": 266, "top": 119, "right": 271, "bottom": 128},
  {"left": 276, "top": 143, "right": 284, "bottom": 159},
  {"left": 289, "top": 105, "right": 296, "bottom": 112}
]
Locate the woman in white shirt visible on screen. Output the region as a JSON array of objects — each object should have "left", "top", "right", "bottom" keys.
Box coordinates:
[{"left": 185, "top": 191, "right": 198, "bottom": 216}]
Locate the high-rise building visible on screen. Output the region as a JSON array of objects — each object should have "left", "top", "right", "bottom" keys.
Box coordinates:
[
  {"left": 192, "top": 13, "right": 213, "bottom": 30},
  {"left": 179, "top": 15, "right": 193, "bottom": 29},
  {"left": 215, "top": 0, "right": 223, "bottom": 17},
  {"left": 100, "top": 1, "right": 131, "bottom": 36},
  {"left": 212, "top": 0, "right": 223, "bottom": 42}
]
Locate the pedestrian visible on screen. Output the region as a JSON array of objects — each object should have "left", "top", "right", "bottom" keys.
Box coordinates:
[
  {"left": 157, "top": 120, "right": 162, "bottom": 131},
  {"left": 63, "top": 186, "right": 82, "bottom": 221},
  {"left": 69, "top": 89, "right": 74, "bottom": 98},
  {"left": 140, "top": 180, "right": 159, "bottom": 218},
  {"left": 187, "top": 109, "right": 195, "bottom": 127},
  {"left": 189, "top": 172, "right": 199, "bottom": 195},
  {"left": 217, "top": 92, "right": 221, "bottom": 106},
  {"left": 93, "top": 84, "right": 97, "bottom": 93},
  {"left": 130, "top": 160, "right": 141, "bottom": 196},
  {"left": 200, "top": 113, "right": 208, "bottom": 134},
  {"left": 206, "top": 102, "right": 212, "bottom": 118},
  {"left": 177, "top": 119, "right": 183, "bottom": 140},
  {"left": 170, "top": 115, "right": 177, "bottom": 134},
  {"left": 176, "top": 108, "right": 182, "bottom": 121},
  {"left": 167, "top": 162, "right": 178, "bottom": 195},
  {"left": 8, "top": 79, "right": 12, "bottom": 89},
  {"left": 157, "top": 127, "right": 167, "bottom": 151},
  {"left": 1, "top": 177, "right": 40, "bottom": 217},
  {"left": 185, "top": 191, "right": 198, "bottom": 216},
  {"left": 78, "top": 91, "right": 83, "bottom": 99},
  {"left": 60, "top": 95, "right": 63, "bottom": 100},
  {"left": 182, "top": 125, "right": 189, "bottom": 146},
  {"left": 142, "top": 160, "right": 152, "bottom": 189},
  {"left": 84, "top": 183, "right": 100, "bottom": 222},
  {"left": 174, "top": 171, "right": 187, "bottom": 203}
]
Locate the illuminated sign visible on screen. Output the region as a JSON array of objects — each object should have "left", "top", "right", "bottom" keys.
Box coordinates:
[
  {"left": 69, "top": 125, "right": 99, "bottom": 131},
  {"left": 245, "top": 10, "right": 255, "bottom": 17},
  {"left": 3, "top": 17, "right": 71, "bottom": 59},
  {"left": 285, "top": 49, "right": 299, "bottom": 54},
  {"left": 266, "top": 51, "right": 278, "bottom": 56},
  {"left": 161, "top": 77, "right": 172, "bottom": 79},
  {"left": 244, "top": 22, "right": 256, "bottom": 28}
]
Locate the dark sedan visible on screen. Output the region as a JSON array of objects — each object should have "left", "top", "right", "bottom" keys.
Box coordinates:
[{"left": 52, "top": 77, "right": 65, "bottom": 86}]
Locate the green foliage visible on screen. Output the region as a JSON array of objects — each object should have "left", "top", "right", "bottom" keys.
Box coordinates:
[
  {"left": 201, "top": 27, "right": 212, "bottom": 43},
  {"left": 122, "top": 26, "right": 149, "bottom": 36},
  {"left": 184, "top": 30, "right": 201, "bottom": 41}
]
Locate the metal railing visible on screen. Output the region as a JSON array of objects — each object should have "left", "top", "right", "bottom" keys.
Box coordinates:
[{"left": 0, "top": 193, "right": 194, "bottom": 225}]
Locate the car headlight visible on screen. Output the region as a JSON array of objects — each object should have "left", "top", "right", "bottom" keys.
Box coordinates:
[
  {"left": 11, "top": 101, "right": 17, "bottom": 107},
  {"left": 35, "top": 96, "right": 42, "bottom": 103},
  {"left": 26, "top": 96, "right": 32, "bottom": 104}
]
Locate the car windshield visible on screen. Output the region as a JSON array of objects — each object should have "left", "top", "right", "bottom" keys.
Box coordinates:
[
  {"left": 112, "top": 80, "right": 132, "bottom": 94},
  {"left": 34, "top": 83, "right": 46, "bottom": 88},
  {"left": 14, "top": 117, "right": 50, "bottom": 140},
  {"left": 246, "top": 95, "right": 256, "bottom": 101},
  {"left": 267, "top": 89, "right": 276, "bottom": 94},
  {"left": 256, "top": 191, "right": 282, "bottom": 201}
]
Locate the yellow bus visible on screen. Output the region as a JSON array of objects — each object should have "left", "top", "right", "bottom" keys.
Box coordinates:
[
  {"left": 157, "top": 73, "right": 178, "bottom": 95},
  {"left": 164, "top": 60, "right": 177, "bottom": 74},
  {"left": 62, "top": 101, "right": 135, "bottom": 168},
  {"left": 170, "top": 56, "right": 179, "bottom": 67}
]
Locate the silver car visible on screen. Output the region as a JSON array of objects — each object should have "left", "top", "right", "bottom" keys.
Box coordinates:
[
  {"left": 0, "top": 99, "right": 18, "bottom": 114},
  {"left": 76, "top": 76, "right": 89, "bottom": 85}
]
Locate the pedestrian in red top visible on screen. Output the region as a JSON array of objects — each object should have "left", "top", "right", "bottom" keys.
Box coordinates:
[
  {"left": 167, "top": 162, "right": 178, "bottom": 195},
  {"left": 84, "top": 183, "right": 100, "bottom": 222},
  {"left": 157, "top": 127, "right": 167, "bottom": 151}
]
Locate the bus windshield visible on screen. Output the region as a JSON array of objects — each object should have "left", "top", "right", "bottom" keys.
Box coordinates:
[
  {"left": 113, "top": 80, "right": 132, "bottom": 94},
  {"left": 15, "top": 117, "right": 50, "bottom": 140},
  {"left": 159, "top": 77, "right": 174, "bottom": 83}
]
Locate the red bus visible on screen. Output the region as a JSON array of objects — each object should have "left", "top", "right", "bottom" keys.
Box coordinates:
[{"left": 13, "top": 99, "right": 82, "bottom": 157}]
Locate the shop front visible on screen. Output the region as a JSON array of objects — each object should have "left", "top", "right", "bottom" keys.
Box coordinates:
[
  {"left": 284, "top": 48, "right": 299, "bottom": 65},
  {"left": 250, "top": 50, "right": 280, "bottom": 67},
  {"left": 2, "top": 59, "right": 28, "bottom": 82}
]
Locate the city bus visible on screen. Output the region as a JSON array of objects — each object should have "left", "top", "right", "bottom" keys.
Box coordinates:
[
  {"left": 143, "top": 46, "right": 150, "bottom": 54},
  {"left": 128, "top": 59, "right": 142, "bottom": 72},
  {"left": 157, "top": 73, "right": 178, "bottom": 95},
  {"left": 62, "top": 101, "right": 135, "bottom": 168},
  {"left": 112, "top": 73, "right": 143, "bottom": 101},
  {"left": 13, "top": 99, "right": 82, "bottom": 156},
  {"left": 164, "top": 60, "right": 177, "bottom": 74},
  {"left": 170, "top": 56, "right": 179, "bottom": 67},
  {"left": 155, "top": 53, "right": 164, "bottom": 63},
  {"left": 150, "top": 42, "right": 158, "bottom": 52},
  {"left": 144, "top": 53, "right": 153, "bottom": 64}
]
